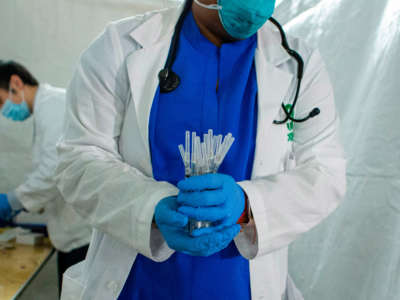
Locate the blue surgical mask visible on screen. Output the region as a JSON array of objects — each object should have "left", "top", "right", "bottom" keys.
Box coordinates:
[
  {"left": 1, "top": 90, "right": 31, "bottom": 121},
  {"left": 194, "top": 0, "right": 276, "bottom": 40}
]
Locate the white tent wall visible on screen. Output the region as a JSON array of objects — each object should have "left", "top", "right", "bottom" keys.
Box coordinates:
[
  {"left": 0, "top": 0, "right": 399, "bottom": 299},
  {"left": 274, "top": 1, "right": 400, "bottom": 299}
]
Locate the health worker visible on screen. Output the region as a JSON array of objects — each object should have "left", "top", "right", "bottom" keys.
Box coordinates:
[
  {"left": 55, "top": 1, "right": 346, "bottom": 300},
  {"left": 0, "top": 60, "right": 92, "bottom": 293}
]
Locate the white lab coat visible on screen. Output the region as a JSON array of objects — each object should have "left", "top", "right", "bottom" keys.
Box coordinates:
[
  {"left": 13, "top": 83, "right": 91, "bottom": 252},
  {"left": 56, "top": 5, "right": 346, "bottom": 300}
]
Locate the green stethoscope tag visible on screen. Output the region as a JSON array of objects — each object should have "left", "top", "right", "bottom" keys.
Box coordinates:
[{"left": 285, "top": 104, "right": 294, "bottom": 142}]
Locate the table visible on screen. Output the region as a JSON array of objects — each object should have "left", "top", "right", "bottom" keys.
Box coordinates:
[{"left": 0, "top": 228, "right": 54, "bottom": 300}]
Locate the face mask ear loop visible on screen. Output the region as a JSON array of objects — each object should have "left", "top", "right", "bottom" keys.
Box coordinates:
[{"left": 193, "top": 0, "right": 222, "bottom": 10}]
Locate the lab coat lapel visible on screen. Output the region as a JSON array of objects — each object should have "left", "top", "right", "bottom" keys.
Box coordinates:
[
  {"left": 255, "top": 49, "right": 293, "bottom": 131},
  {"left": 255, "top": 21, "right": 294, "bottom": 131},
  {"left": 253, "top": 43, "right": 293, "bottom": 176},
  {"left": 126, "top": 42, "right": 170, "bottom": 163},
  {"left": 125, "top": 9, "right": 179, "bottom": 166}
]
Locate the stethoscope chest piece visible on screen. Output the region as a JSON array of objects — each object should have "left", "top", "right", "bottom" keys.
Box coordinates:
[{"left": 159, "top": 68, "right": 181, "bottom": 93}]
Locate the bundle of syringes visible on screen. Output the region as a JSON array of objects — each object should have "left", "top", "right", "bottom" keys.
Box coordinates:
[
  {"left": 178, "top": 129, "right": 235, "bottom": 234},
  {"left": 178, "top": 129, "right": 235, "bottom": 178}
]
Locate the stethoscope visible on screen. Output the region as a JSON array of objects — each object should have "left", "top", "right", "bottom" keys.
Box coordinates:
[{"left": 158, "top": 0, "right": 321, "bottom": 124}]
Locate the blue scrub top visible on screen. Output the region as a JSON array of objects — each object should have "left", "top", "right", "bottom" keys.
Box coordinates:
[{"left": 118, "top": 10, "right": 258, "bottom": 300}]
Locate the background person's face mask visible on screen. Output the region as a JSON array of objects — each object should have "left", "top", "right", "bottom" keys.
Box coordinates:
[
  {"left": 1, "top": 89, "right": 31, "bottom": 121},
  {"left": 193, "top": 0, "right": 276, "bottom": 40}
]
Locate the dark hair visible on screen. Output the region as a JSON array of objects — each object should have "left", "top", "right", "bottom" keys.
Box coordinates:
[{"left": 0, "top": 60, "right": 39, "bottom": 90}]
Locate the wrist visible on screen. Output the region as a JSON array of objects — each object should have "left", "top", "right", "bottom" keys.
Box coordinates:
[{"left": 237, "top": 190, "right": 249, "bottom": 225}]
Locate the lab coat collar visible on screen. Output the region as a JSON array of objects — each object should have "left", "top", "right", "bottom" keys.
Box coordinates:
[
  {"left": 257, "top": 21, "right": 292, "bottom": 67},
  {"left": 129, "top": 5, "right": 184, "bottom": 48}
]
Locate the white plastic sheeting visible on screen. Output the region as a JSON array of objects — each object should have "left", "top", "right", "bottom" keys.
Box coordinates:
[
  {"left": 0, "top": 0, "right": 399, "bottom": 299},
  {"left": 273, "top": 1, "right": 400, "bottom": 299}
]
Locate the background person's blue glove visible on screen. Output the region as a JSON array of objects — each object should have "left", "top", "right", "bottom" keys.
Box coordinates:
[
  {"left": 155, "top": 196, "right": 241, "bottom": 256},
  {"left": 0, "top": 194, "right": 13, "bottom": 221},
  {"left": 177, "top": 173, "right": 245, "bottom": 236}
]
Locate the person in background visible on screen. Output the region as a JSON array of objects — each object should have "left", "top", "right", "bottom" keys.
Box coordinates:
[{"left": 0, "top": 60, "right": 92, "bottom": 294}]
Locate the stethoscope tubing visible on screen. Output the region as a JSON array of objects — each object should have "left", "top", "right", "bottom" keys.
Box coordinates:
[{"left": 159, "top": 0, "right": 320, "bottom": 124}]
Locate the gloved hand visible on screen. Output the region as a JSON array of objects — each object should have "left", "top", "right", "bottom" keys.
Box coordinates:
[
  {"left": 177, "top": 173, "right": 245, "bottom": 236},
  {"left": 0, "top": 194, "right": 13, "bottom": 221},
  {"left": 155, "top": 196, "right": 241, "bottom": 256}
]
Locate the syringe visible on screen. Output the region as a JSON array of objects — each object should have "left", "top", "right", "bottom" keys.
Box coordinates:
[{"left": 178, "top": 130, "right": 235, "bottom": 235}]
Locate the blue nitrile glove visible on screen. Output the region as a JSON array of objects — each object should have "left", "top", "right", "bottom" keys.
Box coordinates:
[
  {"left": 155, "top": 196, "right": 241, "bottom": 256},
  {"left": 0, "top": 194, "right": 13, "bottom": 221},
  {"left": 177, "top": 173, "right": 245, "bottom": 236}
]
